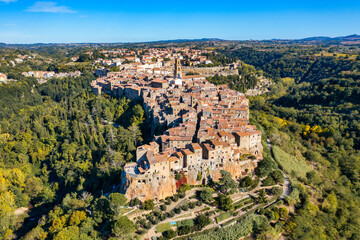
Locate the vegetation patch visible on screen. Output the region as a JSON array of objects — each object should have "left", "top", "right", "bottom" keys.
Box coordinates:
[
  {"left": 216, "top": 212, "right": 232, "bottom": 223},
  {"left": 155, "top": 222, "right": 171, "bottom": 233},
  {"left": 272, "top": 145, "right": 311, "bottom": 178},
  {"left": 192, "top": 214, "right": 266, "bottom": 240}
]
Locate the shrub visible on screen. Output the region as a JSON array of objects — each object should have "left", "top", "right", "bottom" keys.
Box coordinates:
[
  {"left": 197, "top": 172, "right": 203, "bottom": 181},
  {"left": 262, "top": 175, "right": 275, "bottom": 186},
  {"left": 129, "top": 198, "right": 142, "bottom": 207},
  {"left": 160, "top": 204, "right": 167, "bottom": 211},
  {"left": 144, "top": 221, "right": 152, "bottom": 229},
  {"left": 172, "top": 194, "right": 179, "bottom": 202},
  {"left": 178, "top": 183, "right": 191, "bottom": 194},
  {"left": 167, "top": 211, "right": 175, "bottom": 218},
  {"left": 175, "top": 173, "right": 182, "bottom": 180},
  {"left": 217, "top": 194, "right": 234, "bottom": 211},
  {"left": 174, "top": 207, "right": 182, "bottom": 214},
  {"left": 268, "top": 186, "right": 282, "bottom": 197},
  {"left": 181, "top": 204, "right": 189, "bottom": 211},
  {"left": 194, "top": 214, "right": 211, "bottom": 230},
  {"left": 279, "top": 207, "right": 288, "bottom": 218},
  {"left": 159, "top": 214, "right": 167, "bottom": 221},
  {"left": 240, "top": 176, "right": 254, "bottom": 188},
  {"left": 177, "top": 225, "right": 192, "bottom": 235},
  {"left": 163, "top": 229, "right": 176, "bottom": 239},
  {"left": 143, "top": 199, "right": 155, "bottom": 210},
  {"left": 179, "top": 192, "right": 186, "bottom": 198}
]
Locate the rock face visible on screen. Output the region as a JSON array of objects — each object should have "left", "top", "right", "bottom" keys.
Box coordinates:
[
  {"left": 120, "top": 171, "right": 177, "bottom": 201},
  {"left": 120, "top": 158, "right": 259, "bottom": 202}
]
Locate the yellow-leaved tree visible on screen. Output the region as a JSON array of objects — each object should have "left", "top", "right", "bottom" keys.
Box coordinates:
[{"left": 0, "top": 170, "right": 16, "bottom": 238}]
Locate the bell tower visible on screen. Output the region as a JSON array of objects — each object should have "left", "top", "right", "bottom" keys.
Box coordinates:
[{"left": 174, "top": 58, "right": 182, "bottom": 79}]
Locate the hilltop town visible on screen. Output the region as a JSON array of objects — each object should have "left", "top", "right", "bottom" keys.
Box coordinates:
[
  {"left": 91, "top": 48, "right": 263, "bottom": 201},
  {"left": 2, "top": 36, "right": 359, "bottom": 240}
]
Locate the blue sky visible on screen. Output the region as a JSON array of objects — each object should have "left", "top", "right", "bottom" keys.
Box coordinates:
[{"left": 0, "top": 0, "right": 359, "bottom": 43}]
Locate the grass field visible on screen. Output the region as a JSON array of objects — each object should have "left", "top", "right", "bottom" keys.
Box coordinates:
[
  {"left": 177, "top": 219, "right": 194, "bottom": 227},
  {"left": 272, "top": 145, "right": 311, "bottom": 178},
  {"left": 216, "top": 212, "right": 232, "bottom": 223},
  {"left": 155, "top": 222, "right": 171, "bottom": 233}
]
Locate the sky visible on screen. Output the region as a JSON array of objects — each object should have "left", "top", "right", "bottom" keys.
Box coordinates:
[{"left": 0, "top": 0, "right": 359, "bottom": 43}]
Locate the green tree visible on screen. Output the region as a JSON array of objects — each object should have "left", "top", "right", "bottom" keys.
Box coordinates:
[
  {"left": 217, "top": 194, "right": 234, "bottom": 211},
  {"left": 240, "top": 176, "right": 254, "bottom": 188},
  {"left": 108, "top": 193, "right": 127, "bottom": 216},
  {"left": 322, "top": 191, "right": 338, "bottom": 214},
  {"left": 257, "top": 189, "right": 267, "bottom": 204},
  {"left": 198, "top": 188, "right": 212, "bottom": 202},
  {"left": 163, "top": 229, "right": 176, "bottom": 239},
  {"left": 112, "top": 216, "right": 135, "bottom": 237},
  {"left": 194, "top": 214, "right": 211, "bottom": 230},
  {"left": 219, "top": 170, "right": 238, "bottom": 193},
  {"left": 130, "top": 104, "right": 144, "bottom": 126},
  {"left": 279, "top": 207, "right": 288, "bottom": 219},
  {"left": 143, "top": 199, "right": 155, "bottom": 210}
]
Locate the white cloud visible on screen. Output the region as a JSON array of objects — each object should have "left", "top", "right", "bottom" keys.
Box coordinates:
[
  {"left": 26, "top": 1, "right": 77, "bottom": 13},
  {"left": 0, "top": 0, "right": 17, "bottom": 3}
]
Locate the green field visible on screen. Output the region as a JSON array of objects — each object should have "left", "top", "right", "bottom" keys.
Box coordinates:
[
  {"left": 155, "top": 222, "right": 171, "bottom": 233},
  {"left": 216, "top": 212, "right": 232, "bottom": 223},
  {"left": 272, "top": 145, "right": 311, "bottom": 178},
  {"left": 177, "top": 219, "right": 194, "bottom": 227}
]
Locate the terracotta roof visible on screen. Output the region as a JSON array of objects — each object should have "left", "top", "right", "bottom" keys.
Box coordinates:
[
  {"left": 168, "top": 156, "right": 179, "bottom": 162},
  {"left": 234, "top": 132, "right": 250, "bottom": 137},
  {"left": 202, "top": 143, "right": 215, "bottom": 151},
  {"left": 211, "top": 139, "right": 223, "bottom": 147},
  {"left": 154, "top": 153, "right": 169, "bottom": 163},
  {"left": 192, "top": 143, "right": 202, "bottom": 150},
  {"left": 175, "top": 151, "right": 184, "bottom": 158},
  {"left": 182, "top": 149, "right": 194, "bottom": 156}
]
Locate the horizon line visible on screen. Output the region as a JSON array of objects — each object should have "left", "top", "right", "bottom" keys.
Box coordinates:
[{"left": 0, "top": 33, "right": 358, "bottom": 45}]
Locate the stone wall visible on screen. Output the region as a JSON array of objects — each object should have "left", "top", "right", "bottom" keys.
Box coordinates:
[
  {"left": 182, "top": 66, "right": 238, "bottom": 77},
  {"left": 120, "top": 157, "right": 259, "bottom": 202},
  {"left": 120, "top": 172, "right": 177, "bottom": 202}
]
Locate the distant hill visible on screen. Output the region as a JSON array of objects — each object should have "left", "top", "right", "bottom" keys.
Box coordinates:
[
  {"left": 0, "top": 35, "right": 359, "bottom": 47},
  {"left": 146, "top": 38, "right": 224, "bottom": 43},
  {"left": 298, "top": 34, "right": 360, "bottom": 44}
]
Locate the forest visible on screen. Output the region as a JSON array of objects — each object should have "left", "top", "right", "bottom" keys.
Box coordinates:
[
  {"left": 211, "top": 46, "right": 360, "bottom": 239},
  {"left": 0, "top": 71, "right": 145, "bottom": 239}
]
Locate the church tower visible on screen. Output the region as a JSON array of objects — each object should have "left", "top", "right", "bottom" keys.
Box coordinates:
[{"left": 174, "top": 58, "right": 182, "bottom": 79}]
